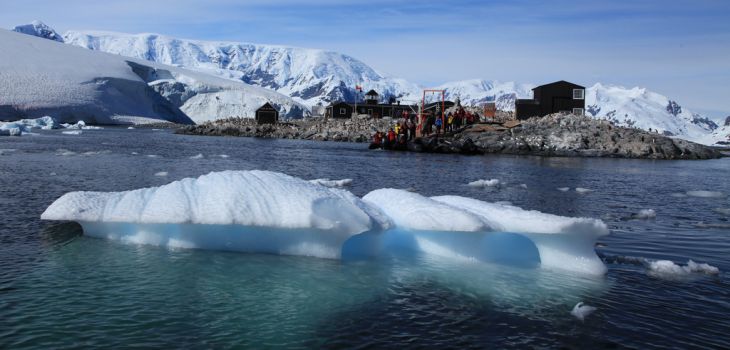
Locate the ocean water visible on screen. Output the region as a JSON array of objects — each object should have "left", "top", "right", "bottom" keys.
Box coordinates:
[{"left": 1, "top": 128, "right": 729, "bottom": 349}]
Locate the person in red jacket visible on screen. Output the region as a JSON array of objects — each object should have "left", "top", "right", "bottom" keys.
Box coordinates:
[{"left": 387, "top": 128, "right": 396, "bottom": 144}]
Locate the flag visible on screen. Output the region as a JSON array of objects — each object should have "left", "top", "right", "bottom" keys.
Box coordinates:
[{"left": 355, "top": 85, "right": 362, "bottom": 91}]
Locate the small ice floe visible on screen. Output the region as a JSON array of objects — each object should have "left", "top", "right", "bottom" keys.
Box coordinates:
[
  {"left": 146, "top": 154, "right": 159, "bottom": 158},
  {"left": 557, "top": 187, "right": 570, "bottom": 192},
  {"left": 0, "top": 149, "right": 16, "bottom": 155},
  {"left": 714, "top": 208, "right": 730, "bottom": 216},
  {"left": 575, "top": 187, "right": 592, "bottom": 194},
  {"left": 82, "top": 150, "right": 111, "bottom": 156},
  {"left": 686, "top": 190, "right": 725, "bottom": 198},
  {"left": 309, "top": 178, "right": 353, "bottom": 188},
  {"left": 61, "top": 120, "right": 102, "bottom": 130},
  {"left": 693, "top": 222, "right": 730, "bottom": 229},
  {"left": 467, "top": 179, "right": 500, "bottom": 188},
  {"left": 62, "top": 130, "right": 82, "bottom": 135},
  {"left": 647, "top": 259, "right": 720, "bottom": 280},
  {"left": 571, "top": 302, "right": 596, "bottom": 321},
  {"left": 189, "top": 153, "right": 204, "bottom": 159},
  {"left": 518, "top": 184, "right": 528, "bottom": 189},
  {"left": 154, "top": 172, "right": 168, "bottom": 177},
  {"left": 218, "top": 154, "right": 230, "bottom": 158},
  {"left": 56, "top": 149, "right": 76, "bottom": 156},
  {"left": 630, "top": 209, "right": 656, "bottom": 220},
  {"left": 127, "top": 126, "right": 135, "bottom": 130},
  {"left": 131, "top": 152, "right": 139, "bottom": 155},
  {"left": 50, "top": 172, "right": 57, "bottom": 176}
]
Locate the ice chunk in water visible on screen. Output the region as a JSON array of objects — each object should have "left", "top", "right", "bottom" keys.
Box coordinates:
[
  {"left": 571, "top": 302, "right": 596, "bottom": 321},
  {"left": 362, "top": 189, "right": 609, "bottom": 275},
  {"left": 42, "top": 171, "right": 609, "bottom": 275},
  {"left": 686, "top": 190, "right": 725, "bottom": 198},
  {"left": 309, "top": 178, "right": 353, "bottom": 188},
  {"left": 467, "top": 179, "right": 500, "bottom": 187},
  {"left": 647, "top": 259, "right": 720, "bottom": 280},
  {"left": 42, "top": 170, "right": 389, "bottom": 259}
]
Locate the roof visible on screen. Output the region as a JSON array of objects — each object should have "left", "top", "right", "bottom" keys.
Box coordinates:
[
  {"left": 532, "top": 80, "right": 585, "bottom": 91},
  {"left": 365, "top": 89, "right": 379, "bottom": 96},
  {"left": 256, "top": 102, "right": 277, "bottom": 111}
]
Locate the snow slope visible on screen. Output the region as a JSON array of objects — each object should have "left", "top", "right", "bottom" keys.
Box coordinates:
[
  {"left": 435, "top": 79, "right": 535, "bottom": 111},
  {"left": 63, "top": 30, "right": 422, "bottom": 107},
  {"left": 1, "top": 27, "right": 308, "bottom": 124}
]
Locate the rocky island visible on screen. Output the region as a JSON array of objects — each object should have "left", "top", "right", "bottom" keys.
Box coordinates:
[{"left": 177, "top": 114, "right": 723, "bottom": 160}]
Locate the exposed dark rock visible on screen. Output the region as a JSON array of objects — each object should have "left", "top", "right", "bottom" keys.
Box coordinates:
[{"left": 177, "top": 114, "right": 723, "bottom": 160}]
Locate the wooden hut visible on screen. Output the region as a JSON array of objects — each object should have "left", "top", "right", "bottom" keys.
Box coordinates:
[{"left": 255, "top": 102, "right": 278, "bottom": 124}]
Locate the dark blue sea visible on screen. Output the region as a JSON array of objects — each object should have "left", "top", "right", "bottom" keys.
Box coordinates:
[{"left": 1, "top": 128, "right": 729, "bottom": 349}]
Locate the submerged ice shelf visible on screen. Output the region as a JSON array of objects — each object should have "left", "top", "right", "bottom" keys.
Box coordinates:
[{"left": 41, "top": 170, "right": 609, "bottom": 275}]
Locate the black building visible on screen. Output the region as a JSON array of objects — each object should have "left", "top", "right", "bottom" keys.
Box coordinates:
[
  {"left": 255, "top": 102, "right": 279, "bottom": 124},
  {"left": 515, "top": 81, "right": 585, "bottom": 120},
  {"left": 326, "top": 90, "right": 418, "bottom": 119}
]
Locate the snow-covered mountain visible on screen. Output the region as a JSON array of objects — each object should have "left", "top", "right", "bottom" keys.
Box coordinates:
[
  {"left": 63, "top": 30, "right": 422, "bottom": 107},
  {"left": 12, "top": 20, "right": 63, "bottom": 42},
  {"left": 435, "top": 80, "right": 535, "bottom": 111},
  {"left": 0, "top": 27, "right": 308, "bottom": 124},
  {"left": 9, "top": 21, "right": 728, "bottom": 145}
]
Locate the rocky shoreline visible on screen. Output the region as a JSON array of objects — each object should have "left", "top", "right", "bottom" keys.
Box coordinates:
[{"left": 176, "top": 114, "right": 723, "bottom": 160}]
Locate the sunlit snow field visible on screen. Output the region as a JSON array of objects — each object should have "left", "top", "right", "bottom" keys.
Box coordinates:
[{"left": 1, "top": 128, "right": 729, "bottom": 348}]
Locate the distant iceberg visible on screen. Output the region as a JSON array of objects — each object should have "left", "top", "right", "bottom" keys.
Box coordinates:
[{"left": 42, "top": 170, "right": 609, "bottom": 275}]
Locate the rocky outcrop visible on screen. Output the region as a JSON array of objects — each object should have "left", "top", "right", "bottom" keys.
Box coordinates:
[{"left": 177, "top": 114, "right": 723, "bottom": 159}]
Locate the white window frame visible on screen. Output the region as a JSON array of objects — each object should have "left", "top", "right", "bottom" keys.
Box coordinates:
[
  {"left": 573, "top": 89, "right": 585, "bottom": 100},
  {"left": 339, "top": 108, "right": 346, "bottom": 115},
  {"left": 573, "top": 108, "right": 584, "bottom": 115}
]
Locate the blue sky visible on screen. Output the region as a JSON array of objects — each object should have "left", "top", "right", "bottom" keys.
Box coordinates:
[{"left": 2, "top": 0, "right": 729, "bottom": 118}]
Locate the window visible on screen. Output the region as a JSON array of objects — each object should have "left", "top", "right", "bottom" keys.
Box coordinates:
[
  {"left": 573, "top": 89, "right": 584, "bottom": 100},
  {"left": 339, "top": 108, "right": 346, "bottom": 115},
  {"left": 573, "top": 108, "right": 584, "bottom": 115}
]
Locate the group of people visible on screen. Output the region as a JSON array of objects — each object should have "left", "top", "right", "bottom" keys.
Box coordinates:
[{"left": 370, "top": 108, "right": 481, "bottom": 149}]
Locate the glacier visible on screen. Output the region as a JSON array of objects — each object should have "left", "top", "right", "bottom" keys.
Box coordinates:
[
  {"left": 42, "top": 171, "right": 609, "bottom": 275},
  {"left": 0, "top": 28, "right": 308, "bottom": 125}
]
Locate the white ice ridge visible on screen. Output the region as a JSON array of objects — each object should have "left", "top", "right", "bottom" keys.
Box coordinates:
[
  {"left": 363, "top": 189, "right": 609, "bottom": 275},
  {"left": 42, "top": 171, "right": 609, "bottom": 275},
  {"left": 309, "top": 178, "right": 353, "bottom": 188}
]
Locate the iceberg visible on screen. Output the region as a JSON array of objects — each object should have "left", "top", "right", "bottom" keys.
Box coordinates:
[
  {"left": 42, "top": 171, "right": 609, "bottom": 275},
  {"left": 363, "top": 189, "right": 609, "bottom": 275},
  {"left": 41, "top": 170, "right": 390, "bottom": 259},
  {"left": 0, "top": 116, "right": 58, "bottom": 135}
]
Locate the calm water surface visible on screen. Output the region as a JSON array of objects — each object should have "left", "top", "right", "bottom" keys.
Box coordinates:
[{"left": 1, "top": 129, "right": 729, "bottom": 349}]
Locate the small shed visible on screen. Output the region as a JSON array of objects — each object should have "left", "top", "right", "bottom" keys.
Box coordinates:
[{"left": 255, "top": 102, "right": 279, "bottom": 124}]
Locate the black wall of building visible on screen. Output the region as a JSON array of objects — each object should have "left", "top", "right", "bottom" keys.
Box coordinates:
[
  {"left": 515, "top": 81, "right": 585, "bottom": 120},
  {"left": 255, "top": 103, "right": 279, "bottom": 124}
]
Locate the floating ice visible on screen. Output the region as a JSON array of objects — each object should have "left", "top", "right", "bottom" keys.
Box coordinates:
[
  {"left": 647, "top": 259, "right": 720, "bottom": 280},
  {"left": 468, "top": 179, "right": 501, "bottom": 187},
  {"left": 0, "top": 116, "right": 57, "bottom": 135},
  {"left": 309, "top": 178, "right": 353, "bottom": 188},
  {"left": 62, "top": 130, "right": 82, "bottom": 135},
  {"left": 56, "top": 149, "right": 77, "bottom": 156},
  {"left": 557, "top": 187, "right": 570, "bottom": 192},
  {"left": 518, "top": 184, "right": 528, "bottom": 189},
  {"left": 189, "top": 153, "right": 204, "bottom": 159},
  {"left": 575, "top": 187, "right": 592, "bottom": 194},
  {"left": 127, "top": 126, "right": 135, "bottom": 130},
  {"left": 0, "top": 149, "right": 17, "bottom": 155},
  {"left": 571, "top": 302, "right": 596, "bottom": 321},
  {"left": 154, "top": 171, "right": 168, "bottom": 177},
  {"left": 218, "top": 154, "right": 230, "bottom": 158},
  {"left": 686, "top": 190, "right": 725, "bottom": 198},
  {"left": 362, "top": 189, "right": 609, "bottom": 275},
  {"left": 42, "top": 171, "right": 609, "bottom": 275},
  {"left": 61, "top": 120, "right": 103, "bottom": 130},
  {"left": 146, "top": 154, "right": 159, "bottom": 158},
  {"left": 41, "top": 170, "right": 389, "bottom": 259},
  {"left": 631, "top": 209, "right": 656, "bottom": 220},
  {"left": 714, "top": 208, "right": 730, "bottom": 216}
]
